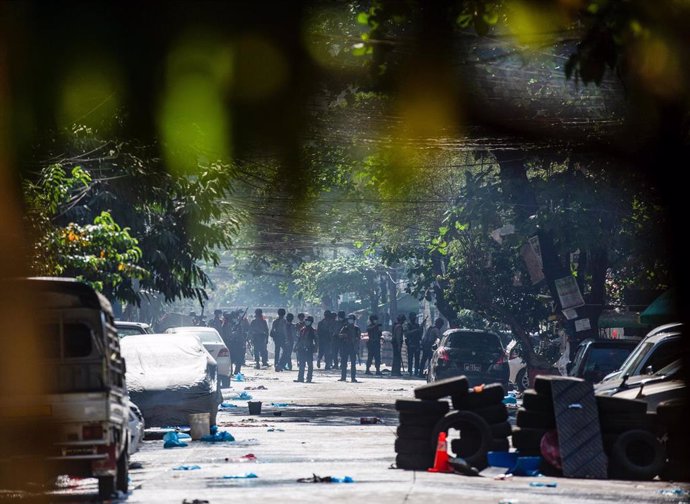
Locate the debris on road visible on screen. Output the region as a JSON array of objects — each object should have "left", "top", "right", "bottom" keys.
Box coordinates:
[
  {"left": 163, "top": 431, "right": 189, "bottom": 448},
  {"left": 173, "top": 465, "right": 202, "bottom": 471},
  {"left": 229, "top": 391, "right": 252, "bottom": 400},
  {"left": 658, "top": 488, "right": 690, "bottom": 496},
  {"left": 222, "top": 473, "right": 258, "bottom": 479},
  {"left": 234, "top": 373, "right": 245, "bottom": 382},
  {"left": 219, "top": 402, "right": 238, "bottom": 410},
  {"left": 267, "top": 428, "right": 285, "bottom": 432},
  {"left": 129, "top": 462, "right": 144, "bottom": 470},
  {"left": 200, "top": 428, "right": 235, "bottom": 442},
  {"left": 529, "top": 481, "right": 558, "bottom": 488},
  {"left": 244, "top": 385, "right": 267, "bottom": 390},
  {"left": 182, "top": 499, "right": 209, "bottom": 504},
  {"left": 271, "top": 402, "right": 289, "bottom": 407},
  {"left": 360, "top": 417, "right": 382, "bottom": 424},
  {"left": 297, "top": 474, "right": 354, "bottom": 483}
]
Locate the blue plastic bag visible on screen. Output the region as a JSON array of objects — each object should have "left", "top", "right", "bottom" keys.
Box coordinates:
[
  {"left": 235, "top": 373, "right": 245, "bottom": 382},
  {"left": 271, "top": 402, "right": 289, "bottom": 407},
  {"left": 173, "top": 465, "right": 201, "bottom": 471},
  {"left": 200, "top": 430, "right": 235, "bottom": 442},
  {"left": 163, "top": 431, "right": 188, "bottom": 448},
  {"left": 222, "top": 473, "right": 257, "bottom": 479}
]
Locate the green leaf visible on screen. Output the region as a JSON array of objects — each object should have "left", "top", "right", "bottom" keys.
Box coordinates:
[
  {"left": 352, "top": 43, "right": 368, "bottom": 56},
  {"left": 353, "top": 240, "right": 364, "bottom": 249},
  {"left": 456, "top": 13, "right": 473, "bottom": 28},
  {"left": 357, "top": 12, "right": 369, "bottom": 25}
]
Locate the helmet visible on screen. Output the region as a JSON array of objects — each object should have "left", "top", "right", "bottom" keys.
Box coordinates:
[
  {"left": 305, "top": 315, "right": 314, "bottom": 323},
  {"left": 323, "top": 309, "right": 332, "bottom": 317},
  {"left": 347, "top": 313, "right": 356, "bottom": 321},
  {"left": 255, "top": 308, "right": 263, "bottom": 316}
]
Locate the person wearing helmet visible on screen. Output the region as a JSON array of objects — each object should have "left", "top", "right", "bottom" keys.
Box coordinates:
[
  {"left": 270, "top": 308, "right": 288, "bottom": 372},
  {"left": 281, "top": 313, "right": 296, "bottom": 371},
  {"left": 249, "top": 308, "right": 269, "bottom": 369},
  {"left": 208, "top": 309, "right": 224, "bottom": 334},
  {"left": 331, "top": 310, "right": 347, "bottom": 370},
  {"left": 316, "top": 310, "right": 332, "bottom": 369},
  {"left": 404, "top": 312, "right": 423, "bottom": 377},
  {"left": 365, "top": 314, "right": 383, "bottom": 375},
  {"left": 295, "top": 315, "right": 318, "bottom": 383},
  {"left": 338, "top": 313, "right": 362, "bottom": 382},
  {"left": 391, "top": 314, "right": 406, "bottom": 377},
  {"left": 420, "top": 318, "right": 444, "bottom": 377}
]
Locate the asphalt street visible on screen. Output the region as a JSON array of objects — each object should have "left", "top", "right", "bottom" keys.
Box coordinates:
[{"left": 24, "top": 365, "right": 690, "bottom": 503}]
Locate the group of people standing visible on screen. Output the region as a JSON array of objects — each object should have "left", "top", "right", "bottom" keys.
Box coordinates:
[{"left": 205, "top": 307, "right": 446, "bottom": 382}]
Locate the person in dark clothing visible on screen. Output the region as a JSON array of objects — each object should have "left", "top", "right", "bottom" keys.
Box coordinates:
[
  {"left": 295, "top": 315, "right": 318, "bottom": 382},
  {"left": 316, "top": 310, "right": 332, "bottom": 369},
  {"left": 420, "top": 317, "right": 444, "bottom": 377},
  {"left": 332, "top": 310, "right": 347, "bottom": 369},
  {"left": 227, "top": 310, "right": 248, "bottom": 375},
  {"left": 295, "top": 313, "right": 306, "bottom": 368},
  {"left": 338, "top": 313, "right": 361, "bottom": 382},
  {"left": 282, "top": 312, "right": 296, "bottom": 371},
  {"left": 365, "top": 314, "right": 383, "bottom": 375},
  {"left": 391, "top": 314, "right": 405, "bottom": 377},
  {"left": 208, "top": 309, "right": 224, "bottom": 334},
  {"left": 404, "top": 312, "right": 423, "bottom": 376},
  {"left": 270, "top": 308, "right": 287, "bottom": 372},
  {"left": 249, "top": 308, "right": 269, "bottom": 368}
]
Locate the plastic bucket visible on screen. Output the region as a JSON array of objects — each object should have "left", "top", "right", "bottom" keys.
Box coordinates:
[
  {"left": 248, "top": 401, "right": 262, "bottom": 415},
  {"left": 188, "top": 412, "right": 210, "bottom": 440}
]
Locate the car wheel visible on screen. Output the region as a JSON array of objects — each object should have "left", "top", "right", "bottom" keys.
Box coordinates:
[
  {"left": 452, "top": 384, "right": 505, "bottom": 410},
  {"left": 98, "top": 475, "right": 116, "bottom": 500},
  {"left": 395, "top": 399, "right": 450, "bottom": 416},
  {"left": 432, "top": 411, "right": 492, "bottom": 469},
  {"left": 609, "top": 429, "right": 666, "bottom": 480},
  {"left": 414, "top": 376, "right": 469, "bottom": 401},
  {"left": 116, "top": 446, "right": 129, "bottom": 494},
  {"left": 516, "top": 368, "right": 529, "bottom": 392}
]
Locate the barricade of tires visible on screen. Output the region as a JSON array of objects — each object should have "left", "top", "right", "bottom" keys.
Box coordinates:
[
  {"left": 512, "top": 375, "right": 671, "bottom": 480},
  {"left": 394, "top": 376, "right": 509, "bottom": 471}
]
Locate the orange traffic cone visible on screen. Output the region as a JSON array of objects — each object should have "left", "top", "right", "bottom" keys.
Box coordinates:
[{"left": 428, "top": 431, "right": 451, "bottom": 473}]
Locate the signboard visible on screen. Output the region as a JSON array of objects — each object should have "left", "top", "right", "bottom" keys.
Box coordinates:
[
  {"left": 521, "top": 236, "right": 545, "bottom": 285},
  {"left": 555, "top": 276, "right": 585, "bottom": 311},
  {"left": 574, "top": 318, "right": 592, "bottom": 332}
]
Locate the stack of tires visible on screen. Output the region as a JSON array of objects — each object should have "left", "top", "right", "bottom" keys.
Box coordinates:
[
  {"left": 394, "top": 396, "right": 450, "bottom": 470},
  {"left": 657, "top": 399, "right": 690, "bottom": 482},
  {"left": 596, "top": 395, "right": 666, "bottom": 480},
  {"left": 512, "top": 386, "right": 555, "bottom": 457}
]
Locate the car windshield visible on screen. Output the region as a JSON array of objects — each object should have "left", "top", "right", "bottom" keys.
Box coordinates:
[
  {"left": 444, "top": 331, "right": 501, "bottom": 350},
  {"left": 616, "top": 341, "right": 653, "bottom": 377},
  {"left": 582, "top": 346, "right": 634, "bottom": 377},
  {"left": 183, "top": 330, "right": 222, "bottom": 343},
  {"left": 117, "top": 327, "right": 146, "bottom": 337}
]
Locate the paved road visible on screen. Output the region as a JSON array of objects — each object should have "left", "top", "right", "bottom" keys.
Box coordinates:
[{"left": 18, "top": 365, "right": 690, "bottom": 503}]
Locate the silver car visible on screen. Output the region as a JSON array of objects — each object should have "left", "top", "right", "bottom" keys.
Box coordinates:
[{"left": 165, "top": 326, "right": 231, "bottom": 386}]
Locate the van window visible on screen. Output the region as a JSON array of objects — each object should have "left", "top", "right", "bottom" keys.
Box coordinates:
[{"left": 42, "top": 322, "right": 94, "bottom": 358}]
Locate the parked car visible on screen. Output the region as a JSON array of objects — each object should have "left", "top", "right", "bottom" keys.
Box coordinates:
[
  {"left": 598, "top": 326, "right": 683, "bottom": 386},
  {"left": 165, "top": 326, "right": 232, "bottom": 386},
  {"left": 595, "top": 357, "right": 683, "bottom": 398},
  {"left": 128, "top": 400, "right": 145, "bottom": 455},
  {"left": 568, "top": 338, "right": 639, "bottom": 383},
  {"left": 0, "top": 278, "right": 130, "bottom": 499},
  {"left": 115, "top": 321, "right": 153, "bottom": 337},
  {"left": 427, "top": 329, "right": 509, "bottom": 388},
  {"left": 120, "top": 333, "right": 222, "bottom": 427}
]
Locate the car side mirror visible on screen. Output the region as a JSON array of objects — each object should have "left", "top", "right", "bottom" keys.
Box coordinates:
[
  {"left": 432, "top": 343, "right": 438, "bottom": 351},
  {"left": 644, "top": 365, "right": 654, "bottom": 375}
]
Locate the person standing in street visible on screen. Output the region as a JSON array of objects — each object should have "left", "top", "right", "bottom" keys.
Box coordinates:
[
  {"left": 365, "top": 314, "right": 383, "bottom": 375},
  {"left": 295, "top": 313, "right": 306, "bottom": 368},
  {"left": 391, "top": 314, "right": 405, "bottom": 377},
  {"left": 404, "top": 312, "right": 423, "bottom": 377},
  {"left": 270, "top": 308, "right": 287, "bottom": 372},
  {"left": 420, "top": 318, "right": 444, "bottom": 377},
  {"left": 228, "top": 310, "right": 248, "bottom": 375},
  {"left": 208, "top": 309, "right": 224, "bottom": 334},
  {"left": 332, "top": 310, "right": 347, "bottom": 370},
  {"left": 295, "top": 315, "right": 318, "bottom": 383},
  {"left": 249, "top": 308, "right": 269, "bottom": 369},
  {"left": 338, "top": 313, "right": 361, "bottom": 383},
  {"left": 316, "top": 310, "right": 332, "bottom": 369},
  {"left": 282, "top": 313, "right": 296, "bottom": 371}
]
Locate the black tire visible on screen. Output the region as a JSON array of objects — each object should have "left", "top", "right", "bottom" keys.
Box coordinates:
[
  {"left": 515, "top": 367, "right": 529, "bottom": 392},
  {"left": 595, "top": 396, "right": 647, "bottom": 415},
  {"left": 395, "top": 437, "right": 434, "bottom": 455},
  {"left": 609, "top": 429, "right": 666, "bottom": 480},
  {"left": 490, "top": 437, "right": 510, "bottom": 452},
  {"left": 516, "top": 408, "right": 556, "bottom": 429},
  {"left": 522, "top": 390, "right": 553, "bottom": 413},
  {"left": 397, "top": 425, "right": 434, "bottom": 440},
  {"left": 472, "top": 404, "right": 508, "bottom": 424},
  {"left": 116, "top": 447, "right": 129, "bottom": 494},
  {"left": 98, "top": 476, "right": 115, "bottom": 500},
  {"left": 431, "top": 411, "right": 492, "bottom": 469},
  {"left": 490, "top": 421, "right": 512, "bottom": 439},
  {"left": 415, "top": 376, "right": 469, "bottom": 400},
  {"left": 452, "top": 384, "right": 505, "bottom": 410},
  {"left": 399, "top": 412, "right": 445, "bottom": 428},
  {"left": 395, "top": 399, "right": 450, "bottom": 416},
  {"left": 396, "top": 452, "right": 434, "bottom": 471},
  {"left": 511, "top": 427, "right": 547, "bottom": 455},
  {"left": 600, "top": 412, "right": 655, "bottom": 434},
  {"left": 534, "top": 375, "right": 584, "bottom": 397}
]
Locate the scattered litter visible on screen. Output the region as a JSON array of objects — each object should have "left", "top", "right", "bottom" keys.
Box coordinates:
[
  {"left": 200, "top": 430, "right": 235, "bottom": 443},
  {"left": 230, "top": 438, "right": 260, "bottom": 447},
  {"left": 129, "top": 462, "right": 144, "bottom": 470},
  {"left": 267, "top": 428, "right": 285, "bottom": 432},
  {"left": 163, "top": 431, "right": 188, "bottom": 448},
  {"left": 659, "top": 488, "right": 690, "bottom": 496},
  {"left": 244, "top": 385, "right": 267, "bottom": 390},
  {"left": 297, "top": 474, "right": 354, "bottom": 483},
  {"left": 178, "top": 433, "right": 192, "bottom": 440},
  {"left": 229, "top": 391, "right": 253, "bottom": 400},
  {"left": 360, "top": 417, "right": 382, "bottom": 424},
  {"left": 448, "top": 457, "right": 480, "bottom": 476},
  {"left": 273, "top": 411, "right": 282, "bottom": 417},
  {"left": 388, "top": 388, "right": 406, "bottom": 391},
  {"left": 219, "top": 402, "right": 239, "bottom": 410},
  {"left": 271, "top": 402, "right": 289, "bottom": 407},
  {"left": 221, "top": 454, "right": 257, "bottom": 463},
  {"left": 183, "top": 499, "right": 209, "bottom": 504},
  {"left": 173, "top": 465, "right": 201, "bottom": 471},
  {"left": 502, "top": 395, "right": 517, "bottom": 405},
  {"left": 218, "top": 422, "right": 271, "bottom": 428},
  {"left": 510, "top": 457, "right": 541, "bottom": 477},
  {"left": 498, "top": 500, "right": 519, "bottom": 504},
  {"left": 222, "top": 473, "right": 258, "bottom": 479},
  {"left": 234, "top": 373, "right": 245, "bottom": 382},
  {"left": 494, "top": 473, "right": 514, "bottom": 481},
  {"left": 529, "top": 481, "right": 557, "bottom": 488}
]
